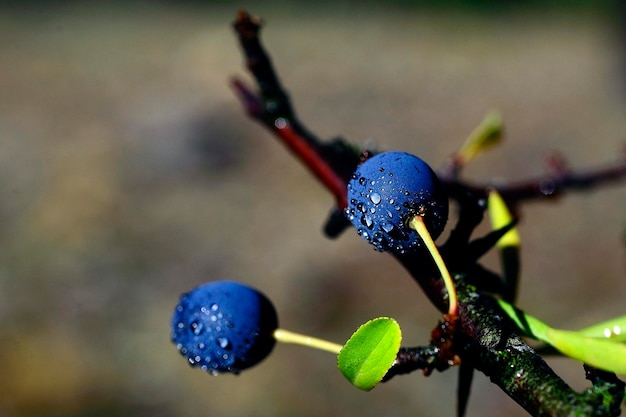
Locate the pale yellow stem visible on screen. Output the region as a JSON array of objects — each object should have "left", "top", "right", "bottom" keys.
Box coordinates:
[
  {"left": 273, "top": 329, "right": 343, "bottom": 354},
  {"left": 409, "top": 216, "right": 459, "bottom": 317}
]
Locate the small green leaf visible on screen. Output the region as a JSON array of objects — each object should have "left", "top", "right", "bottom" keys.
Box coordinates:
[{"left": 337, "top": 317, "right": 402, "bottom": 391}]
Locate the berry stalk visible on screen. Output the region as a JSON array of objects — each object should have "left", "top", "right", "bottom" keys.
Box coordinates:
[
  {"left": 409, "top": 215, "right": 458, "bottom": 317},
  {"left": 274, "top": 329, "right": 343, "bottom": 354}
]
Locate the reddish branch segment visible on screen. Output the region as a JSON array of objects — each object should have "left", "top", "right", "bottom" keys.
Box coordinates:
[
  {"left": 231, "top": 11, "right": 349, "bottom": 210},
  {"left": 273, "top": 121, "right": 349, "bottom": 209}
]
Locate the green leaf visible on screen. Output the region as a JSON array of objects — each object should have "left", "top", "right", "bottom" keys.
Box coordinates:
[
  {"left": 337, "top": 317, "right": 402, "bottom": 391},
  {"left": 497, "top": 300, "right": 626, "bottom": 374},
  {"left": 545, "top": 328, "right": 626, "bottom": 374},
  {"left": 497, "top": 299, "right": 551, "bottom": 343}
]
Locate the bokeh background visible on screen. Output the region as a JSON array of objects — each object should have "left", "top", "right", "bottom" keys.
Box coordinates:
[{"left": 1, "top": 1, "right": 625, "bottom": 416}]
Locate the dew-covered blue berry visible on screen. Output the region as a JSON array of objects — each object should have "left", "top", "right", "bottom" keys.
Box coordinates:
[
  {"left": 171, "top": 280, "right": 278, "bottom": 375},
  {"left": 345, "top": 151, "right": 448, "bottom": 254}
]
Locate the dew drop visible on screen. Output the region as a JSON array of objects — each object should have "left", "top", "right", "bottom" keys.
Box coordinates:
[
  {"left": 369, "top": 193, "right": 382, "bottom": 205},
  {"left": 210, "top": 303, "right": 219, "bottom": 312},
  {"left": 356, "top": 202, "right": 366, "bottom": 213},
  {"left": 361, "top": 215, "right": 374, "bottom": 229},
  {"left": 209, "top": 369, "right": 219, "bottom": 376},
  {"left": 190, "top": 320, "right": 204, "bottom": 335},
  {"left": 217, "top": 337, "right": 232, "bottom": 349},
  {"left": 197, "top": 342, "right": 206, "bottom": 350},
  {"left": 381, "top": 222, "right": 395, "bottom": 233},
  {"left": 358, "top": 177, "right": 366, "bottom": 185}
]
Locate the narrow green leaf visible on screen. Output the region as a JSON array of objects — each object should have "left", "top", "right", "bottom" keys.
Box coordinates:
[
  {"left": 497, "top": 299, "right": 551, "bottom": 343},
  {"left": 488, "top": 190, "right": 520, "bottom": 302},
  {"left": 337, "top": 317, "right": 402, "bottom": 391},
  {"left": 497, "top": 299, "right": 626, "bottom": 374},
  {"left": 487, "top": 190, "right": 520, "bottom": 249},
  {"left": 545, "top": 328, "right": 626, "bottom": 374},
  {"left": 457, "top": 110, "right": 503, "bottom": 164}
]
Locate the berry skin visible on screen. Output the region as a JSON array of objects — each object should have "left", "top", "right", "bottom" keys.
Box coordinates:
[
  {"left": 345, "top": 151, "right": 448, "bottom": 254},
  {"left": 171, "top": 280, "right": 278, "bottom": 375}
]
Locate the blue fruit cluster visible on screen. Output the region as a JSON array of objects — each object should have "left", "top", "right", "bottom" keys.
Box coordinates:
[
  {"left": 345, "top": 151, "right": 448, "bottom": 254},
  {"left": 171, "top": 280, "right": 278, "bottom": 374}
]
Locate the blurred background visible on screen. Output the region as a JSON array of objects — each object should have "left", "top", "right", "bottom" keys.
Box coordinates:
[{"left": 1, "top": 1, "right": 625, "bottom": 416}]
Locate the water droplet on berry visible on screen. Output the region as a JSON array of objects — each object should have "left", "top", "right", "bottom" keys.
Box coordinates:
[
  {"left": 217, "top": 337, "right": 232, "bottom": 349},
  {"left": 210, "top": 303, "right": 219, "bottom": 312},
  {"left": 361, "top": 214, "right": 374, "bottom": 229},
  {"left": 381, "top": 222, "right": 394, "bottom": 233},
  {"left": 358, "top": 177, "right": 366, "bottom": 185},
  {"left": 191, "top": 320, "right": 204, "bottom": 335},
  {"left": 370, "top": 193, "right": 381, "bottom": 205}
]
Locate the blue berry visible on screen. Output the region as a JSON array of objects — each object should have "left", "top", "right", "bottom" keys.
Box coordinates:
[
  {"left": 345, "top": 151, "right": 448, "bottom": 254},
  {"left": 171, "top": 280, "right": 278, "bottom": 375}
]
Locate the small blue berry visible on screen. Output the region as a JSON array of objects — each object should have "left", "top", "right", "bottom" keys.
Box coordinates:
[
  {"left": 171, "top": 280, "right": 278, "bottom": 374},
  {"left": 345, "top": 151, "right": 448, "bottom": 254}
]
